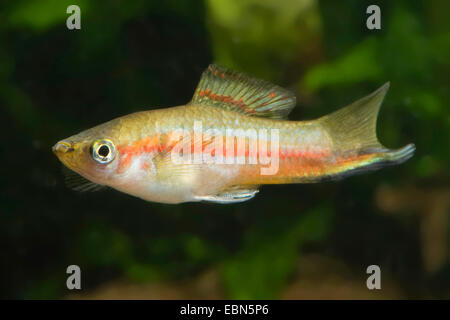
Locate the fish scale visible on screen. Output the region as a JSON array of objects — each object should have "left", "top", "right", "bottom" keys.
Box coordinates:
[{"left": 53, "top": 64, "right": 415, "bottom": 204}]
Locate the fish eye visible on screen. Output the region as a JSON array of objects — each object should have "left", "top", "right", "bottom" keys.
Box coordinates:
[{"left": 91, "top": 139, "right": 116, "bottom": 164}]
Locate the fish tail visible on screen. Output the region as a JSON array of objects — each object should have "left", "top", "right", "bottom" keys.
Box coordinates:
[{"left": 319, "top": 82, "right": 415, "bottom": 179}]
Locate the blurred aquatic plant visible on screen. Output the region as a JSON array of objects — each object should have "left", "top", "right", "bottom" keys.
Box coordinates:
[
  {"left": 221, "top": 204, "right": 333, "bottom": 299},
  {"left": 7, "top": 0, "right": 89, "bottom": 32},
  {"left": 302, "top": 1, "right": 449, "bottom": 181},
  {"left": 302, "top": 38, "right": 382, "bottom": 90},
  {"left": 206, "top": 0, "right": 323, "bottom": 80}
]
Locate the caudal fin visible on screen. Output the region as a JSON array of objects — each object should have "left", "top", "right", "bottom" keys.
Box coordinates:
[{"left": 320, "top": 83, "right": 415, "bottom": 176}]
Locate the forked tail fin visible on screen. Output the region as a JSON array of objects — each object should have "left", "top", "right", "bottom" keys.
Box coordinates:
[{"left": 319, "top": 83, "right": 415, "bottom": 177}]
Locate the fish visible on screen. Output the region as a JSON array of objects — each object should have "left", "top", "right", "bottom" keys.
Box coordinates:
[{"left": 52, "top": 64, "right": 415, "bottom": 204}]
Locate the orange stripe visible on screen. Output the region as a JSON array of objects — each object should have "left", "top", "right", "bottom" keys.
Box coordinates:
[{"left": 116, "top": 134, "right": 333, "bottom": 172}]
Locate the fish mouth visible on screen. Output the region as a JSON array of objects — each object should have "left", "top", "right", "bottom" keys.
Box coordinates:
[{"left": 52, "top": 141, "right": 74, "bottom": 155}]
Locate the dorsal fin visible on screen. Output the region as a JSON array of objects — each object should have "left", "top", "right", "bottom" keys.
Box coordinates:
[{"left": 189, "top": 64, "right": 296, "bottom": 119}]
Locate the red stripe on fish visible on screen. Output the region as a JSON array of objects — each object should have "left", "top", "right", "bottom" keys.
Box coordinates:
[
  {"left": 116, "top": 134, "right": 333, "bottom": 172},
  {"left": 198, "top": 88, "right": 255, "bottom": 114}
]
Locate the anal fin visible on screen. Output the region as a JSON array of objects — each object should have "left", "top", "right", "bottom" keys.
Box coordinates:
[{"left": 196, "top": 186, "right": 259, "bottom": 204}]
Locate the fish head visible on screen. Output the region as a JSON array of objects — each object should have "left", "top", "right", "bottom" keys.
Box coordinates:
[{"left": 52, "top": 120, "right": 123, "bottom": 185}]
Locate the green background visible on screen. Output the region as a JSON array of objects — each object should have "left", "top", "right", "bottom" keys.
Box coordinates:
[{"left": 0, "top": 0, "right": 449, "bottom": 299}]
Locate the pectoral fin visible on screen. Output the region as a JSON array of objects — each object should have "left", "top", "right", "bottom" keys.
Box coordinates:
[
  {"left": 152, "top": 150, "right": 202, "bottom": 185},
  {"left": 62, "top": 166, "right": 105, "bottom": 192}
]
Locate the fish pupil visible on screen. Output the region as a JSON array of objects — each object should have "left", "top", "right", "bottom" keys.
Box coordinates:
[{"left": 98, "top": 145, "right": 110, "bottom": 157}]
